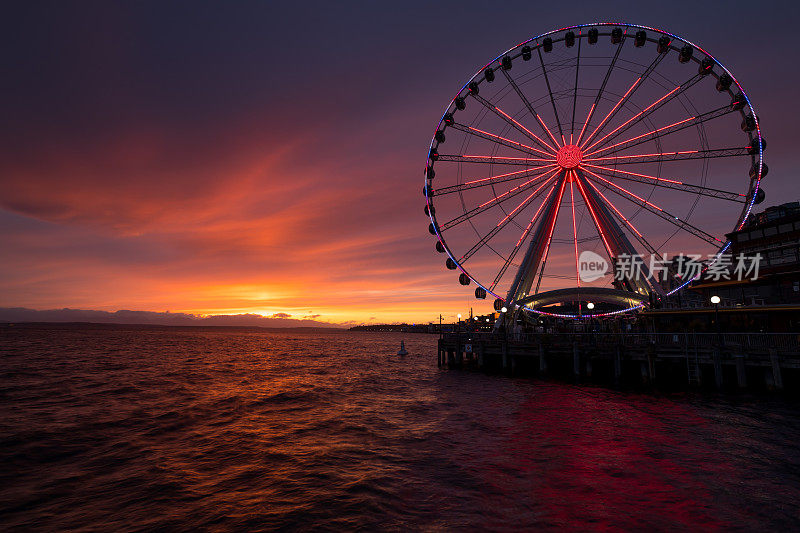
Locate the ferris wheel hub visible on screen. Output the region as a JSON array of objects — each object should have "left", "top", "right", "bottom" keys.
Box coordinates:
[{"left": 556, "top": 144, "right": 583, "bottom": 170}]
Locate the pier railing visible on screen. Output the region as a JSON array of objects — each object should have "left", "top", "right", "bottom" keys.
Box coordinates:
[{"left": 441, "top": 331, "right": 800, "bottom": 354}]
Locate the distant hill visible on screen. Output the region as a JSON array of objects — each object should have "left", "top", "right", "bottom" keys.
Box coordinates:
[{"left": 0, "top": 307, "right": 342, "bottom": 329}]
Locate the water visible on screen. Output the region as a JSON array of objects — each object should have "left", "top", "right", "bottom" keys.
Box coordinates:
[{"left": 1, "top": 325, "right": 799, "bottom": 530}]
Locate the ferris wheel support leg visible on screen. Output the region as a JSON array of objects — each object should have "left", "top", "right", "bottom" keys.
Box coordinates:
[
  {"left": 574, "top": 170, "right": 666, "bottom": 298},
  {"left": 504, "top": 173, "right": 568, "bottom": 309}
]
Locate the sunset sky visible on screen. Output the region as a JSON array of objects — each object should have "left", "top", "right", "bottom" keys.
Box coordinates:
[{"left": 1, "top": 1, "right": 797, "bottom": 326}]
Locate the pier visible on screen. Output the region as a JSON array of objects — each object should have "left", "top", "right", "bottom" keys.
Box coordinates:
[{"left": 438, "top": 331, "right": 800, "bottom": 391}]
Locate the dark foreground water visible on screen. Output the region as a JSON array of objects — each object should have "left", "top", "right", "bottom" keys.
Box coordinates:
[{"left": 1, "top": 325, "right": 799, "bottom": 531}]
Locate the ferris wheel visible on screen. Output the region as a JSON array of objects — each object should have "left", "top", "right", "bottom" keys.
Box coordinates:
[{"left": 424, "top": 23, "right": 766, "bottom": 319}]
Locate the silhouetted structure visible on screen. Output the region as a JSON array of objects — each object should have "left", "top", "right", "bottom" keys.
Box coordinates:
[{"left": 690, "top": 201, "right": 800, "bottom": 307}]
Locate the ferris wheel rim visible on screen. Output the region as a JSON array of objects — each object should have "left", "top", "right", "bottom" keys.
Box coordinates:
[{"left": 424, "top": 22, "right": 764, "bottom": 319}]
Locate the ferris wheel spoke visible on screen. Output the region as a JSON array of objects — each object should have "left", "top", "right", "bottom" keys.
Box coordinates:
[
  {"left": 433, "top": 164, "right": 558, "bottom": 197},
  {"left": 575, "top": 33, "right": 626, "bottom": 146},
  {"left": 439, "top": 170, "right": 558, "bottom": 231},
  {"left": 579, "top": 51, "right": 667, "bottom": 150},
  {"left": 569, "top": 176, "right": 580, "bottom": 287},
  {"left": 489, "top": 182, "right": 560, "bottom": 291},
  {"left": 585, "top": 72, "right": 705, "bottom": 153},
  {"left": 570, "top": 37, "right": 581, "bottom": 142},
  {"left": 572, "top": 176, "right": 614, "bottom": 259},
  {"left": 582, "top": 147, "right": 750, "bottom": 166},
  {"left": 436, "top": 154, "right": 556, "bottom": 167},
  {"left": 536, "top": 47, "right": 565, "bottom": 144},
  {"left": 579, "top": 77, "right": 641, "bottom": 150},
  {"left": 438, "top": 154, "right": 556, "bottom": 168},
  {"left": 582, "top": 168, "right": 723, "bottom": 246},
  {"left": 584, "top": 164, "right": 747, "bottom": 202},
  {"left": 583, "top": 176, "right": 663, "bottom": 258},
  {"left": 459, "top": 173, "right": 561, "bottom": 263},
  {"left": 500, "top": 68, "right": 562, "bottom": 152},
  {"left": 449, "top": 122, "right": 554, "bottom": 157},
  {"left": 470, "top": 92, "right": 559, "bottom": 154},
  {"left": 585, "top": 104, "right": 739, "bottom": 157}
]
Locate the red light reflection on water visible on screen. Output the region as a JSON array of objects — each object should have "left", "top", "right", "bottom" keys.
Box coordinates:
[{"left": 493, "top": 385, "right": 736, "bottom": 529}]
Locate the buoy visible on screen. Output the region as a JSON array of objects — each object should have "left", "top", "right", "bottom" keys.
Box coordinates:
[{"left": 397, "top": 341, "right": 408, "bottom": 356}]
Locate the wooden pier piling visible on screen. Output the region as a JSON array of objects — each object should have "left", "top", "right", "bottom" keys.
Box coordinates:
[
  {"left": 572, "top": 342, "right": 580, "bottom": 380},
  {"left": 538, "top": 342, "right": 547, "bottom": 373},
  {"left": 770, "top": 349, "right": 784, "bottom": 390},
  {"left": 713, "top": 349, "right": 723, "bottom": 390},
  {"left": 735, "top": 355, "right": 747, "bottom": 389}
]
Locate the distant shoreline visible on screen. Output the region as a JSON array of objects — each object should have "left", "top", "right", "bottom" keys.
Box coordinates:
[{"left": 1, "top": 322, "right": 441, "bottom": 334}]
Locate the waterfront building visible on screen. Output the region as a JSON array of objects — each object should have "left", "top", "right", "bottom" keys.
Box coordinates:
[{"left": 650, "top": 202, "right": 800, "bottom": 332}]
